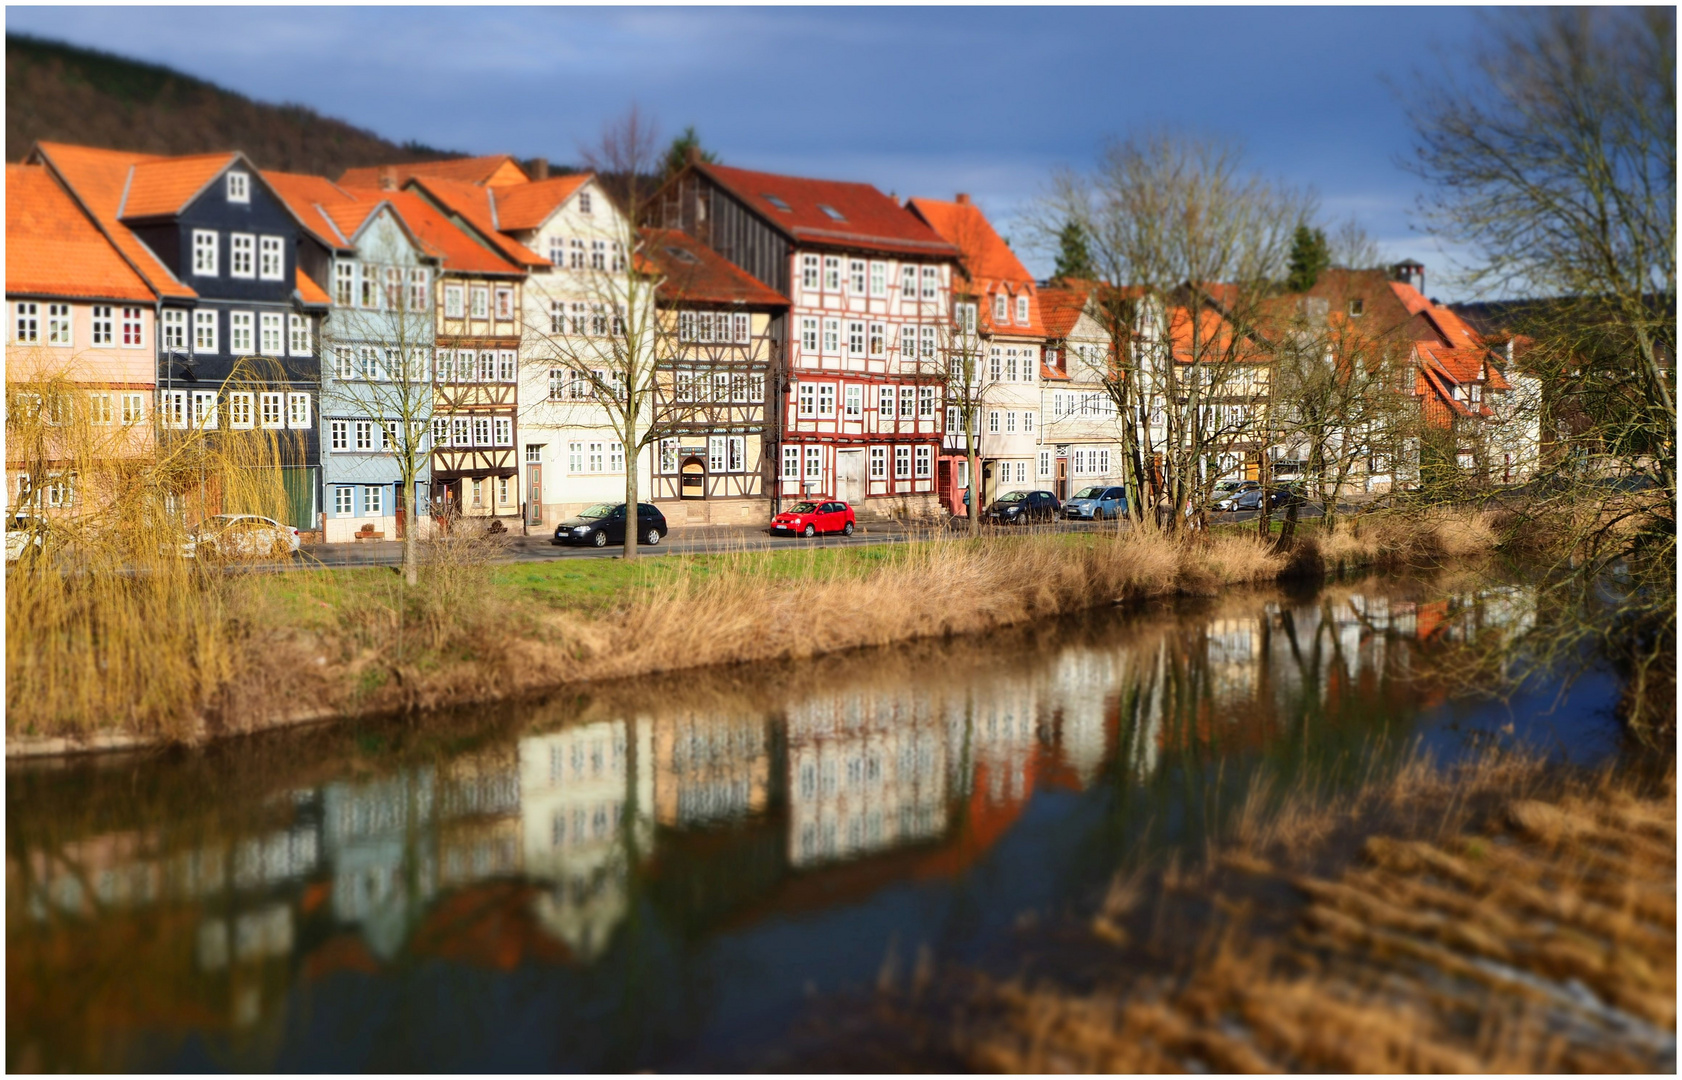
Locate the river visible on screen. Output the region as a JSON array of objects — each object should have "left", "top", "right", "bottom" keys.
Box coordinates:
[{"left": 6, "top": 572, "right": 1625, "bottom": 1071}]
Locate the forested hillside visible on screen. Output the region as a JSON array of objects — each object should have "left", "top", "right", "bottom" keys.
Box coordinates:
[{"left": 6, "top": 34, "right": 463, "bottom": 174}]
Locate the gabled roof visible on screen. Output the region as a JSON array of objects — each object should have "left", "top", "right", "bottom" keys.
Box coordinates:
[
  {"left": 118, "top": 152, "right": 241, "bottom": 219},
  {"left": 6, "top": 163, "right": 156, "bottom": 302},
  {"left": 643, "top": 227, "right": 787, "bottom": 307},
  {"left": 261, "top": 170, "right": 358, "bottom": 251},
  {"left": 405, "top": 177, "right": 547, "bottom": 268},
  {"left": 338, "top": 154, "right": 530, "bottom": 190},
  {"left": 692, "top": 161, "right": 959, "bottom": 259},
  {"left": 29, "top": 141, "right": 196, "bottom": 299},
  {"left": 906, "top": 196, "right": 1044, "bottom": 335},
  {"left": 1037, "top": 286, "right": 1089, "bottom": 340},
  {"left": 492, "top": 174, "right": 592, "bottom": 232},
  {"left": 294, "top": 268, "right": 331, "bottom": 307},
  {"left": 351, "top": 188, "right": 526, "bottom": 276}
]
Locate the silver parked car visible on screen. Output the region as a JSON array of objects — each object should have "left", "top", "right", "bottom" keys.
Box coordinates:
[
  {"left": 1064, "top": 485, "right": 1127, "bottom": 520},
  {"left": 184, "top": 514, "right": 300, "bottom": 560}
]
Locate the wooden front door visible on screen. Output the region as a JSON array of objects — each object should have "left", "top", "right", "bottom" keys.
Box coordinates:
[
  {"left": 1056, "top": 457, "right": 1069, "bottom": 501},
  {"left": 526, "top": 463, "right": 543, "bottom": 525}
]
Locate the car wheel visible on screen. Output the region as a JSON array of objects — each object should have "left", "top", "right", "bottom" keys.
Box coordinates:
[
  {"left": 592, "top": 530, "right": 607, "bottom": 548},
  {"left": 802, "top": 523, "right": 816, "bottom": 538},
  {"left": 645, "top": 527, "right": 661, "bottom": 546},
  {"left": 842, "top": 521, "right": 854, "bottom": 536}
]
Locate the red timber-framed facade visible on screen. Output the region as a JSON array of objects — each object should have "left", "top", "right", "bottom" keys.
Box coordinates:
[{"left": 654, "top": 160, "right": 961, "bottom": 519}]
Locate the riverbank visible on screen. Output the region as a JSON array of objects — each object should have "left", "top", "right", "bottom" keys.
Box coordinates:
[
  {"left": 764, "top": 746, "right": 1676, "bottom": 1072},
  {"left": 7, "top": 509, "right": 1504, "bottom": 753}
]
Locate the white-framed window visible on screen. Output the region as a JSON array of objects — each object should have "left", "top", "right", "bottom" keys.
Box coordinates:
[
  {"left": 798, "top": 383, "right": 816, "bottom": 419},
  {"left": 121, "top": 393, "right": 144, "bottom": 425},
  {"left": 679, "top": 310, "right": 696, "bottom": 342},
  {"left": 122, "top": 307, "right": 144, "bottom": 347},
  {"left": 226, "top": 171, "right": 250, "bottom": 203},
  {"left": 228, "top": 392, "right": 254, "bottom": 429},
  {"left": 921, "top": 266, "right": 939, "bottom": 299},
  {"left": 355, "top": 420, "right": 375, "bottom": 451},
  {"left": 822, "top": 318, "right": 840, "bottom": 353},
  {"left": 1017, "top": 294, "right": 1030, "bottom": 324},
  {"left": 548, "top": 237, "right": 566, "bottom": 266},
  {"left": 708, "top": 435, "right": 727, "bottom": 473},
  {"left": 844, "top": 384, "right": 863, "bottom": 418},
  {"left": 567, "top": 441, "right": 584, "bottom": 473},
  {"left": 91, "top": 305, "right": 114, "bottom": 346},
  {"left": 359, "top": 265, "right": 381, "bottom": 309},
  {"left": 260, "top": 392, "right": 284, "bottom": 429},
  {"left": 800, "top": 317, "right": 818, "bottom": 353},
  {"left": 921, "top": 326, "right": 937, "bottom": 359},
  {"left": 868, "top": 322, "right": 886, "bottom": 357},
  {"left": 955, "top": 301, "right": 977, "bottom": 333},
  {"left": 431, "top": 417, "right": 449, "bottom": 448},
  {"left": 915, "top": 445, "right": 932, "bottom": 479},
  {"left": 869, "top": 261, "right": 887, "bottom": 297},
  {"left": 994, "top": 293, "right": 1008, "bottom": 323},
  {"left": 849, "top": 260, "right": 866, "bottom": 295},
  {"left": 734, "top": 312, "right": 750, "bottom": 343},
  {"left": 801, "top": 255, "right": 820, "bottom": 291},
  {"left": 847, "top": 321, "right": 865, "bottom": 357},
  {"left": 713, "top": 370, "right": 731, "bottom": 402},
  {"left": 334, "top": 262, "right": 354, "bottom": 305},
  {"left": 90, "top": 393, "right": 113, "bottom": 425},
  {"left": 919, "top": 386, "right": 936, "bottom": 418},
  {"left": 364, "top": 485, "right": 383, "bottom": 516},
  {"left": 287, "top": 393, "right": 311, "bottom": 428},
  {"left": 498, "top": 350, "right": 516, "bottom": 382},
  {"left": 408, "top": 268, "right": 429, "bottom": 312},
  {"left": 288, "top": 314, "right": 311, "bottom": 355},
  {"left": 823, "top": 256, "right": 841, "bottom": 291},
  {"left": 988, "top": 410, "right": 1000, "bottom": 433},
  {"left": 900, "top": 264, "right": 917, "bottom": 299},
  {"left": 609, "top": 442, "right": 625, "bottom": 472},
  {"left": 817, "top": 383, "right": 836, "bottom": 418},
  {"left": 989, "top": 347, "right": 1002, "bottom": 383},
  {"left": 333, "top": 347, "right": 355, "bottom": 381},
  {"left": 160, "top": 389, "right": 188, "bottom": 430},
  {"left": 470, "top": 286, "right": 489, "bottom": 319},
  {"left": 879, "top": 384, "right": 896, "bottom": 418},
  {"left": 473, "top": 416, "right": 492, "bottom": 447},
  {"left": 590, "top": 241, "right": 606, "bottom": 271},
  {"left": 47, "top": 304, "right": 72, "bottom": 346},
  {"left": 452, "top": 416, "right": 472, "bottom": 448},
  {"left": 259, "top": 236, "right": 285, "bottom": 281},
  {"left": 900, "top": 386, "right": 916, "bottom": 420},
  {"left": 804, "top": 445, "right": 823, "bottom": 481},
  {"left": 229, "top": 311, "right": 254, "bottom": 354},
  {"left": 578, "top": 191, "right": 593, "bottom": 215},
  {"left": 569, "top": 238, "right": 586, "bottom": 269},
  {"left": 894, "top": 445, "right": 911, "bottom": 479},
  {"left": 1006, "top": 411, "right": 1017, "bottom": 434},
  {"left": 495, "top": 416, "right": 512, "bottom": 446},
  {"left": 495, "top": 287, "right": 513, "bottom": 320},
  {"left": 14, "top": 301, "right": 38, "bottom": 343},
  {"left": 230, "top": 234, "right": 256, "bottom": 279},
  {"left": 870, "top": 445, "right": 886, "bottom": 479},
  {"left": 193, "top": 230, "right": 219, "bottom": 276},
  {"left": 783, "top": 444, "right": 800, "bottom": 479},
  {"left": 728, "top": 435, "right": 745, "bottom": 472},
  {"left": 334, "top": 486, "right": 354, "bottom": 516},
  {"left": 1024, "top": 411, "right": 1034, "bottom": 433},
  {"left": 444, "top": 285, "right": 465, "bottom": 318},
  {"left": 1039, "top": 450, "right": 1053, "bottom": 477},
  {"left": 259, "top": 312, "right": 283, "bottom": 355}
]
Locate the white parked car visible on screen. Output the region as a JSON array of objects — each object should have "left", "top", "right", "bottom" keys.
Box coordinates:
[
  {"left": 5, "top": 512, "right": 44, "bottom": 562},
  {"left": 184, "top": 514, "right": 300, "bottom": 560}
]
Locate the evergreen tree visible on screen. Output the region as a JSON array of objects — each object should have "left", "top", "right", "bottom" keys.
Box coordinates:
[
  {"left": 1285, "top": 224, "right": 1331, "bottom": 292},
  {"left": 1052, "top": 219, "right": 1096, "bottom": 283},
  {"left": 661, "top": 125, "right": 717, "bottom": 179}
]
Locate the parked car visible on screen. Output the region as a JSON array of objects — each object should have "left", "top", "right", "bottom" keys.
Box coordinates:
[
  {"left": 554, "top": 503, "right": 668, "bottom": 548},
  {"left": 985, "top": 489, "right": 1061, "bottom": 524},
  {"left": 1212, "top": 478, "right": 1260, "bottom": 498},
  {"left": 1214, "top": 486, "right": 1303, "bottom": 513},
  {"left": 186, "top": 514, "right": 301, "bottom": 559},
  {"left": 5, "top": 511, "right": 44, "bottom": 562},
  {"left": 1064, "top": 485, "right": 1127, "bottom": 520},
  {"left": 770, "top": 500, "right": 855, "bottom": 538}
]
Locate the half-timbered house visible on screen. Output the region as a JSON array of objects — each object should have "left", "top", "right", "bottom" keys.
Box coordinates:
[{"left": 656, "top": 161, "right": 960, "bottom": 519}]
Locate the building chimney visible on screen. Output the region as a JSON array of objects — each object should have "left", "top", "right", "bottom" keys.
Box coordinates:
[
  {"left": 1391, "top": 259, "right": 1425, "bottom": 295},
  {"left": 955, "top": 193, "right": 971, "bottom": 205},
  {"left": 527, "top": 157, "right": 549, "bottom": 181},
  {"left": 378, "top": 165, "right": 398, "bottom": 192}
]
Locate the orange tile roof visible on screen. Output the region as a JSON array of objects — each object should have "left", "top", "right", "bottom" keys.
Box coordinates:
[
  {"left": 362, "top": 188, "right": 526, "bottom": 276},
  {"left": 261, "top": 170, "right": 358, "bottom": 250},
  {"left": 1036, "top": 285, "right": 1092, "bottom": 340},
  {"left": 906, "top": 196, "right": 1044, "bottom": 336},
  {"left": 294, "top": 268, "right": 330, "bottom": 306},
  {"left": 695, "top": 161, "right": 960, "bottom": 259},
  {"left": 405, "top": 177, "right": 547, "bottom": 267},
  {"left": 118, "top": 153, "right": 238, "bottom": 219},
  {"left": 644, "top": 227, "right": 787, "bottom": 307},
  {"left": 6, "top": 164, "right": 155, "bottom": 302},
  {"left": 491, "top": 174, "right": 592, "bottom": 231},
  {"left": 1040, "top": 362, "right": 1071, "bottom": 381},
  {"left": 31, "top": 141, "right": 195, "bottom": 299},
  {"left": 338, "top": 154, "right": 530, "bottom": 190}
]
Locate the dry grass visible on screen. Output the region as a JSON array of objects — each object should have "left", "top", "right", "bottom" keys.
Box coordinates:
[
  {"left": 1317, "top": 507, "right": 1503, "bottom": 574},
  {"left": 951, "top": 754, "right": 1676, "bottom": 1073}
]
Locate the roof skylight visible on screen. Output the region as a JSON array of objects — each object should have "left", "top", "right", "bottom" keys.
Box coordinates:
[
  {"left": 762, "top": 193, "right": 791, "bottom": 212},
  {"left": 817, "top": 204, "right": 845, "bottom": 221}
]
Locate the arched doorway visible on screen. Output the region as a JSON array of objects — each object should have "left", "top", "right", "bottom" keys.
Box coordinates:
[{"left": 680, "top": 455, "right": 706, "bottom": 499}]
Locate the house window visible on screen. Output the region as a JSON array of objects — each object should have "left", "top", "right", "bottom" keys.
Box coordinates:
[
  {"left": 894, "top": 445, "right": 911, "bottom": 479},
  {"left": 491, "top": 416, "right": 513, "bottom": 447},
  {"left": 609, "top": 442, "right": 625, "bottom": 472},
  {"left": 734, "top": 312, "right": 750, "bottom": 343},
  {"left": 360, "top": 265, "right": 379, "bottom": 308},
  {"left": 90, "top": 394, "right": 113, "bottom": 425},
  {"left": 800, "top": 254, "right": 821, "bottom": 291},
  {"left": 470, "top": 286, "right": 489, "bottom": 319},
  {"left": 1348, "top": 299, "right": 1365, "bottom": 317},
  {"left": 989, "top": 347, "right": 1002, "bottom": 382},
  {"left": 260, "top": 392, "right": 284, "bottom": 428},
  {"left": 1005, "top": 411, "right": 1017, "bottom": 434},
  {"left": 879, "top": 385, "right": 896, "bottom": 418},
  {"left": 994, "top": 293, "right": 1008, "bottom": 323},
  {"left": 122, "top": 307, "right": 144, "bottom": 347},
  {"left": 334, "top": 487, "right": 354, "bottom": 516},
  {"left": 159, "top": 390, "right": 187, "bottom": 429},
  {"left": 444, "top": 285, "right": 465, "bottom": 318},
  {"left": 901, "top": 265, "right": 917, "bottom": 299},
  {"left": 333, "top": 347, "right": 355, "bottom": 381},
  {"left": 804, "top": 445, "right": 823, "bottom": 480},
  {"left": 92, "top": 306, "right": 114, "bottom": 345},
  {"left": 921, "top": 326, "right": 937, "bottom": 359},
  {"left": 364, "top": 486, "right": 383, "bottom": 516},
  {"left": 921, "top": 266, "right": 939, "bottom": 299},
  {"left": 453, "top": 417, "right": 472, "bottom": 447},
  {"left": 408, "top": 268, "right": 429, "bottom": 312},
  {"left": 288, "top": 315, "right": 311, "bottom": 355},
  {"left": 578, "top": 191, "right": 592, "bottom": 215},
  {"left": 869, "top": 323, "right": 885, "bottom": 357},
  {"left": 1023, "top": 410, "right": 1034, "bottom": 433},
  {"left": 900, "top": 386, "right": 916, "bottom": 419},
  {"left": 869, "top": 261, "right": 887, "bottom": 297},
  {"left": 228, "top": 392, "right": 254, "bottom": 429},
  {"left": 709, "top": 435, "right": 727, "bottom": 473},
  {"left": 1017, "top": 294, "right": 1030, "bottom": 325},
  {"left": 287, "top": 393, "right": 311, "bottom": 428},
  {"left": 870, "top": 446, "right": 886, "bottom": 479},
  {"left": 548, "top": 237, "right": 566, "bottom": 265},
  {"left": 728, "top": 435, "right": 745, "bottom": 472},
  {"left": 678, "top": 311, "right": 696, "bottom": 342},
  {"left": 567, "top": 442, "right": 584, "bottom": 473},
  {"left": 159, "top": 308, "right": 186, "bottom": 349},
  {"left": 431, "top": 418, "right": 449, "bottom": 448},
  {"left": 800, "top": 317, "right": 818, "bottom": 353},
  {"left": 915, "top": 445, "right": 932, "bottom": 478},
  {"left": 226, "top": 171, "right": 250, "bottom": 202},
  {"left": 822, "top": 318, "right": 840, "bottom": 353},
  {"left": 230, "top": 234, "right": 255, "bottom": 278},
  {"left": 817, "top": 384, "right": 836, "bottom": 418},
  {"left": 474, "top": 416, "right": 491, "bottom": 446},
  {"left": 14, "top": 302, "right": 38, "bottom": 343},
  {"left": 847, "top": 321, "right": 865, "bottom": 357},
  {"left": 229, "top": 312, "right": 254, "bottom": 354},
  {"left": 46, "top": 304, "right": 72, "bottom": 346},
  {"left": 590, "top": 241, "right": 606, "bottom": 271},
  {"left": 988, "top": 410, "right": 1000, "bottom": 433},
  {"left": 260, "top": 312, "right": 283, "bottom": 355},
  {"left": 850, "top": 260, "right": 867, "bottom": 295},
  {"left": 1039, "top": 450, "right": 1053, "bottom": 477},
  {"left": 193, "top": 230, "right": 219, "bottom": 276},
  {"left": 844, "top": 384, "right": 862, "bottom": 418},
  {"left": 259, "top": 236, "right": 284, "bottom": 280},
  {"left": 919, "top": 386, "right": 936, "bottom": 418},
  {"left": 121, "top": 393, "right": 144, "bottom": 425},
  {"left": 783, "top": 445, "right": 800, "bottom": 479},
  {"left": 498, "top": 350, "right": 516, "bottom": 382},
  {"left": 823, "top": 256, "right": 841, "bottom": 291},
  {"left": 569, "top": 238, "right": 585, "bottom": 269}
]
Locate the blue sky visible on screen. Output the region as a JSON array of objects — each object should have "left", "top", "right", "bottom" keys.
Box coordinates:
[{"left": 8, "top": 6, "right": 1487, "bottom": 296}]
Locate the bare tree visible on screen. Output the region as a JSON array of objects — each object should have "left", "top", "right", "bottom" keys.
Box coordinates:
[{"left": 1326, "top": 214, "right": 1382, "bottom": 270}]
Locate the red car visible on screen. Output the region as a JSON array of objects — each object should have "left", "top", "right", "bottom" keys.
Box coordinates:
[{"left": 771, "top": 500, "right": 856, "bottom": 537}]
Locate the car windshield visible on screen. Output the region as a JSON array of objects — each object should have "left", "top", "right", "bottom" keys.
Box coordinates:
[
  {"left": 1073, "top": 486, "right": 1104, "bottom": 499},
  {"left": 997, "top": 491, "right": 1027, "bottom": 503},
  {"left": 579, "top": 503, "right": 617, "bottom": 519},
  {"left": 789, "top": 502, "right": 818, "bottom": 514}
]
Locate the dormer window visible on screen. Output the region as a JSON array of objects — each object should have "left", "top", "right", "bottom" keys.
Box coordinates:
[
  {"left": 994, "top": 293, "right": 1008, "bottom": 322},
  {"left": 818, "top": 204, "right": 845, "bottom": 222},
  {"left": 1016, "top": 295, "right": 1030, "bottom": 325},
  {"left": 578, "top": 191, "right": 592, "bottom": 215},
  {"left": 226, "top": 171, "right": 250, "bottom": 203},
  {"left": 763, "top": 194, "right": 791, "bottom": 212},
  {"left": 1348, "top": 298, "right": 1365, "bottom": 317}
]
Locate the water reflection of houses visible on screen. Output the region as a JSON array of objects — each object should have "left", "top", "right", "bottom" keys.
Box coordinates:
[{"left": 651, "top": 712, "right": 770, "bottom": 826}]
